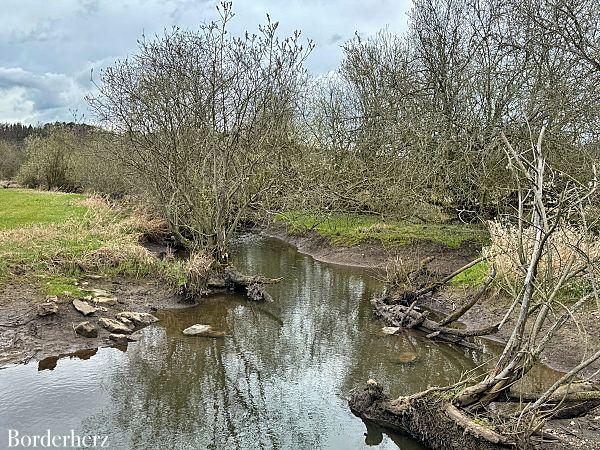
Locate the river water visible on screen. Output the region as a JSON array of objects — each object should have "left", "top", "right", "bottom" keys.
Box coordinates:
[{"left": 0, "top": 235, "right": 501, "bottom": 449}]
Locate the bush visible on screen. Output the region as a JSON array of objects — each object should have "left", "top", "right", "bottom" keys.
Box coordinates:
[
  {"left": 0, "top": 140, "right": 25, "bottom": 180},
  {"left": 16, "top": 125, "right": 129, "bottom": 196}
]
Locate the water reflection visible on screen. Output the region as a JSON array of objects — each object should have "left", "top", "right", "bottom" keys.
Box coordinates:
[
  {"left": 0, "top": 235, "right": 506, "bottom": 449},
  {"left": 38, "top": 348, "right": 99, "bottom": 371}
]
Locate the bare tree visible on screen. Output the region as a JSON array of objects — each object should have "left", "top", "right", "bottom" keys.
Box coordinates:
[
  {"left": 350, "top": 125, "right": 600, "bottom": 448},
  {"left": 89, "top": 2, "right": 312, "bottom": 263}
]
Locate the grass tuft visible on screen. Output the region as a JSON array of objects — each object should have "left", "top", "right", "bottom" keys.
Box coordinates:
[{"left": 0, "top": 189, "right": 180, "bottom": 292}]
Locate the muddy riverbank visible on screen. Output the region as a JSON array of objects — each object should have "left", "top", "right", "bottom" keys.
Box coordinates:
[{"left": 0, "top": 277, "right": 188, "bottom": 367}]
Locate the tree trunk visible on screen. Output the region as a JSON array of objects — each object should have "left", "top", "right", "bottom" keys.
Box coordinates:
[{"left": 349, "top": 380, "right": 514, "bottom": 450}]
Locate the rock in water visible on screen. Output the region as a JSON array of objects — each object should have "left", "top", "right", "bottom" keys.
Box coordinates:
[
  {"left": 182, "top": 324, "right": 225, "bottom": 338},
  {"left": 37, "top": 302, "right": 58, "bottom": 316},
  {"left": 381, "top": 326, "right": 400, "bottom": 335},
  {"left": 99, "top": 318, "right": 133, "bottom": 334},
  {"left": 116, "top": 311, "right": 158, "bottom": 326},
  {"left": 75, "top": 321, "right": 98, "bottom": 338},
  {"left": 72, "top": 299, "right": 97, "bottom": 316}
]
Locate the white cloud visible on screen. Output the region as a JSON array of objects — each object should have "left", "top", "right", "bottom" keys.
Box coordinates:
[
  {"left": 0, "top": 67, "right": 88, "bottom": 124},
  {"left": 0, "top": 0, "right": 411, "bottom": 124}
]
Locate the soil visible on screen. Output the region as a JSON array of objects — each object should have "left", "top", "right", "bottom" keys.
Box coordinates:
[
  {"left": 0, "top": 276, "right": 191, "bottom": 368},
  {"left": 264, "top": 223, "right": 479, "bottom": 273}
]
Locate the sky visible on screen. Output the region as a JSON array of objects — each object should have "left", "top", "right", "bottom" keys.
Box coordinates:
[{"left": 0, "top": 0, "right": 411, "bottom": 125}]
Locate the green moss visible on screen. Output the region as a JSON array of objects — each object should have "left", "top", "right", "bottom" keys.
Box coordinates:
[
  {"left": 0, "top": 189, "right": 86, "bottom": 230},
  {"left": 274, "top": 211, "right": 488, "bottom": 249},
  {"left": 450, "top": 260, "right": 490, "bottom": 286}
]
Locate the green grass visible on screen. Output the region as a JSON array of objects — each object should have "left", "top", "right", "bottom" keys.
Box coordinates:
[
  {"left": 274, "top": 211, "right": 489, "bottom": 249},
  {"left": 0, "top": 189, "right": 86, "bottom": 230},
  {"left": 42, "top": 274, "right": 88, "bottom": 299},
  {"left": 0, "top": 188, "right": 170, "bottom": 292},
  {"left": 450, "top": 260, "right": 490, "bottom": 286}
]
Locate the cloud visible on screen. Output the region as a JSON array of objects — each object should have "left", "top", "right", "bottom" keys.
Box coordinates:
[
  {"left": 0, "top": 0, "right": 412, "bottom": 124},
  {"left": 0, "top": 67, "right": 88, "bottom": 124}
]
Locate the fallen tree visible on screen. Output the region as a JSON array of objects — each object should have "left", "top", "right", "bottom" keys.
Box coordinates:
[
  {"left": 372, "top": 254, "right": 499, "bottom": 345},
  {"left": 352, "top": 125, "right": 600, "bottom": 448}
]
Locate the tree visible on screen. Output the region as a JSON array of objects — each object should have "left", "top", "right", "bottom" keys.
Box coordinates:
[
  {"left": 350, "top": 124, "right": 600, "bottom": 448},
  {"left": 88, "top": 2, "right": 312, "bottom": 263}
]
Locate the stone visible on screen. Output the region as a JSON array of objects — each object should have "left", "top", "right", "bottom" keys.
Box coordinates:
[
  {"left": 72, "top": 299, "right": 97, "bottom": 316},
  {"left": 182, "top": 324, "right": 225, "bottom": 338},
  {"left": 99, "top": 317, "right": 133, "bottom": 334},
  {"left": 93, "top": 296, "right": 118, "bottom": 306},
  {"left": 381, "top": 326, "right": 400, "bottom": 335},
  {"left": 89, "top": 288, "right": 110, "bottom": 297},
  {"left": 37, "top": 302, "right": 58, "bottom": 316},
  {"left": 75, "top": 321, "right": 98, "bottom": 338},
  {"left": 109, "top": 333, "right": 138, "bottom": 345},
  {"left": 119, "top": 317, "right": 134, "bottom": 327},
  {"left": 85, "top": 274, "right": 104, "bottom": 280},
  {"left": 116, "top": 311, "right": 158, "bottom": 326}
]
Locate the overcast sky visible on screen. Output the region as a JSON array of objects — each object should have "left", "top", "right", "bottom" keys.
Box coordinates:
[{"left": 0, "top": 0, "right": 411, "bottom": 125}]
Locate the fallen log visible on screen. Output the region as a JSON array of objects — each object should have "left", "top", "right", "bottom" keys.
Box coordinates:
[
  {"left": 202, "top": 267, "right": 280, "bottom": 302},
  {"left": 373, "top": 296, "right": 499, "bottom": 343},
  {"left": 349, "top": 380, "right": 514, "bottom": 450},
  {"left": 504, "top": 389, "right": 600, "bottom": 419}
]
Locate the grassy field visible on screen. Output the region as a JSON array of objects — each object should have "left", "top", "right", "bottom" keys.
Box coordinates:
[
  {"left": 274, "top": 211, "right": 489, "bottom": 249},
  {"left": 0, "top": 189, "right": 177, "bottom": 297},
  {"left": 0, "top": 189, "right": 86, "bottom": 230}
]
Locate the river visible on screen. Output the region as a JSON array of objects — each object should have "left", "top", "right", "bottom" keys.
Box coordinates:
[{"left": 0, "top": 234, "right": 503, "bottom": 449}]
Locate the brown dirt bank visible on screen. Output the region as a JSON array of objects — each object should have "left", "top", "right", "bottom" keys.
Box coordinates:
[
  {"left": 0, "top": 276, "right": 191, "bottom": 368},
  {"left": 263, "top": 224, "right": 481, "bottom": 273}
]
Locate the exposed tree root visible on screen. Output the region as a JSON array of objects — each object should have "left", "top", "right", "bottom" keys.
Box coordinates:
[{"left": 349, "top": 380, "right": 514, "bottom": 450}]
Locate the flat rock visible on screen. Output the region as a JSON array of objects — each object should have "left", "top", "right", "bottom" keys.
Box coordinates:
[
  {"left": 89, "top": 288, "right": 110, "bottom": 297},
  {"left": 109, "top": 333, "right": 138, "bottom": 345},
  {"left": 72, "top": 299, "right": 97, "bottom": 316},
  {"left": 37, "top": 302, "right": 58, "bottom": 316},
  {"left": 116, "top": 311, "right": 158, "bottom": 326},
  {"left": 99, "top": 317, "right": 133, "bottom": 334},
  {"left": 75, "top": 321, "right": 98, "bottom": 338},
  {"left": 93, "top": 296, "right": 118, "bottom": 306},
  {"left": 182, "top": 324, "right": 225, "bottom": 338},
  {"left": 381, "top": 326, "right": 401, "bottom": 335},
  {"left": 85, "top": 274, "right": 104, "bottom": 280}
]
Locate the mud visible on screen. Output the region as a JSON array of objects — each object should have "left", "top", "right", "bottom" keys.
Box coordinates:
[
  {"left": 263, "top": 224, "right": 480, "bottom": 273},
  {"left": 0, "top": 276, "right": 190, "bottom": 368}
]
